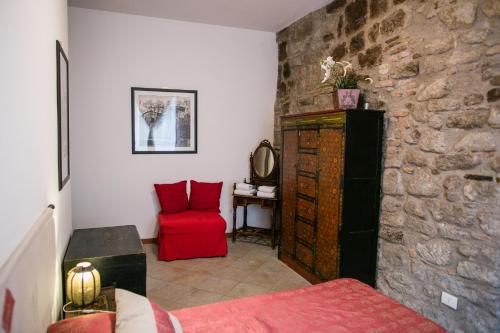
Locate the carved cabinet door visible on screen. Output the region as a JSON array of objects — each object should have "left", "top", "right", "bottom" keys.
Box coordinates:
[
  {"left": 315, "top": 127, "right": 344, "bottom": 280},
  {"left": 280, "top": 129, "right": 298, "bottom": 257}
]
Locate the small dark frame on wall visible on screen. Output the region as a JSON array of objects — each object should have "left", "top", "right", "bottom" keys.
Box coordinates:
[
  {"left": 131, "top": 87, "right": 198, "bottom": 154},
  {"left": 56, "top": 40, "right": 70, "bottom": 190}
]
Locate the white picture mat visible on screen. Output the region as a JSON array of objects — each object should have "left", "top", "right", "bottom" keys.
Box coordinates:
[{"left": 133, "top": 90, "right": 196, "bottom": 152}]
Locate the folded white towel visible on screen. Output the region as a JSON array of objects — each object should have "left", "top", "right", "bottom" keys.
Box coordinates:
[
  {"left": 257, "top": 191, "right": 276, "bottom": 199},
  {"left": 258, "top": 185, "right": 276, "bottom": 193},
  {"left": 236, "top": 183, "right": 255, "bottom": 191},
  {"left": 234, "top": 189, "right": 257, "bottom": 196}
]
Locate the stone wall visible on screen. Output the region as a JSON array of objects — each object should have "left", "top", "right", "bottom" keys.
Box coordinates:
[{"left": 273, "top": 0, "right": 500, "bottom": 332}]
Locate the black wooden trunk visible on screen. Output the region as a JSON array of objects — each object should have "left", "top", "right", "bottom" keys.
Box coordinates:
[{"left": 63, "top": 225, "right": 146, "bottom": 301}]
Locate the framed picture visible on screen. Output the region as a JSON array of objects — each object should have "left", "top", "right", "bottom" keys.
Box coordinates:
[
  {"left": 56, "top": 40, "right": 70, "bottom": 190},
  {"left": 131, "top": 87, "right": 197, "bottom": 154}
]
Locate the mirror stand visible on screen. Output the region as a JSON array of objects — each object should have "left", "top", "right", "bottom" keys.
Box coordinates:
[{"left": 232, "top": 139, "right": 280, "bottom": 248}]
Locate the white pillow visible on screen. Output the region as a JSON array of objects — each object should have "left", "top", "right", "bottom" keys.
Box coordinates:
[{"left": 115, "top": 288, "right": 183, "bottom": 333}]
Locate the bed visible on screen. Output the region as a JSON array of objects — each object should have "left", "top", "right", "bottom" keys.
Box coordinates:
[{"left": 47, "top": 278, "right": 446, "bottom": 333}]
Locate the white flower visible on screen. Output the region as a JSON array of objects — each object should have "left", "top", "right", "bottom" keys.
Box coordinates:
[{"left": 320, "top": 56, "right": 336, "bottom": 83}]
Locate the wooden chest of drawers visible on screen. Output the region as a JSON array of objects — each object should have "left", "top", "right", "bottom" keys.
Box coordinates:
[{"left": 279, "top": 110, "right": 384, "bottom": 286}]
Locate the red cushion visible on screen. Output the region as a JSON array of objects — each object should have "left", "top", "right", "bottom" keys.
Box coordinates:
[
  {"left": 158, "top": 211, "right": 226, "bottom": 235},
  {"left": 189, "top": 180, "right": 223, "bottom": 212},
  {"left": 47, "top": 313, "right": 115, "bottom": 333},
  {"left": 154, "top": 181, "right": 188, "bottom": 214}
]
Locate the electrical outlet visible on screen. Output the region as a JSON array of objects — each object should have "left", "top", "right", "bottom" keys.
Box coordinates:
[{"left": 441, "top": 291, "right": 458, "bottom": 310}]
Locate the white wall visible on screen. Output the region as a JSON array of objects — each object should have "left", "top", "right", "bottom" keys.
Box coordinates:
[
  {"left": 0, "top": 0, "right": 72, "bottom": 324},
  {"left": 69, "top": 8, "right": 278, "bottom": 237}
]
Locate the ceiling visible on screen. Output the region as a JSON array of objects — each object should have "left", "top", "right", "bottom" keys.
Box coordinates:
[{"left": 68, "top": 0, "right": 332, "bottom": 32}]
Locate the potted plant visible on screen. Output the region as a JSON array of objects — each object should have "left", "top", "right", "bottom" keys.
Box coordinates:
[{"left": 320, "top": 56, "right": 372, "bottom": 110}]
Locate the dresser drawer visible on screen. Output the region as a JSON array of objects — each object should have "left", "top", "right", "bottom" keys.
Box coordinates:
[
  {"left": 296, "top": 220, "right": 314, "bottom": 244},
  {"left": 299, "top": 130, "right": 318, "bottom": 149},
  {"left": 296, "top": 242, "right": 314, "bottom": 268},
  {"left": 296, "top": 197, "right": 315, "bottom": 222},
  {"left": 298, "top": 154, "right": 317, "bottom": 174},
  {"left": 297, "top": 175, "right": 316, "bottom": 198}
]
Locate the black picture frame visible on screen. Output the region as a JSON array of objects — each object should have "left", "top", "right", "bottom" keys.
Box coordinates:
[
  {"left": 131, "top": 87, "right": 198, "bottom": 154},
  {"left": 56, "top": 40, "right": 70, "bottom": 190}
]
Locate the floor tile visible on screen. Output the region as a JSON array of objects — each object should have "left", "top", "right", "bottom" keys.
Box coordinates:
[
  {"left": 145, "top": 241, "right": 311, "bottom": 309},
  {"left": 227, "top": 282, "right": 270, "bottom": 298}
]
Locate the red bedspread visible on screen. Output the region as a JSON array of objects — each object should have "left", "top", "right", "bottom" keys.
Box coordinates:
[
  {"left": 172, "top": 278, "right": 446, "bottom": 333},
  {"left": 47, "top": 279, "right": 446, "bottom": 333}
]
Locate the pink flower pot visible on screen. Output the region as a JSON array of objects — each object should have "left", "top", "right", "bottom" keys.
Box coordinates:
[{"left": 333, "top": 89, "right": 360, "bottom": 110}]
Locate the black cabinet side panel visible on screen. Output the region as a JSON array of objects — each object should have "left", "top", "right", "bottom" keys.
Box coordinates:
[{"left": 340, "top": 111, "right": 384, "bottom": 287}]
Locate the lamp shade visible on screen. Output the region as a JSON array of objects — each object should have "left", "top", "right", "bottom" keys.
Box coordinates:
[{"left": 66, "top": 262, "right": 101, "bottom": 306}]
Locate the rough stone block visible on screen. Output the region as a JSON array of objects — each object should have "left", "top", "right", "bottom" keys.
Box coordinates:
[
  {"left": 416, "top": 239, "right": 453, "bottom": 266},
  {"left": 478, "top": 210, "right": 500, "bottom": 237},
  {"left": 424, "top": 36, "right": 454, "bottom": 55},
  {"left": 485, "top": 45, "right": 500, "bottom": 57},
  {"left": 326, "top": 0, "right": 346, "bottom": 13},
  {"left": 383, "top": 169, "right": 404, "bottom": 195},
  {"left": 278, "top": 42, "right": 287, "bottom": 61},
  {"left": 490, "top": 75, "right": 500, "bottom": 86},
  {"left": 488, "top": 105, "right": 500, "bottom": 127},
  {"left": 380, "top": 225, "right": 405, "bottom": 244},
  {"left": 381, "top": 211, "right": 405, "bottom": 227},
  {"left": 454, "top": 132, "right": 496, "bottom": 152},
  {"left": 404, "top": 197, "right": 427, "bottom": 218},
  {"left": 337, "top": 15, "right": 344, "bottom": 38},
  {"left": 382, "top": 195, "right": 403, "bottom": 212},
  {"left": 449, "top": 49, "right": 482, "bottom": 66},
  {"left": 416, "top": 78, "right": 450, "bottom": 101},
  {"left": 419, "top": 130, "right": 447, "bottom": 154},
  {"left": 406, "top": 215, "right": 437, "bottom": 237},
  {"left": 446, "top": 111, "right": 488, "bottom": 129},
  {"left": 443, "top": 175, "right": 464, "bottom": 202},
  {"left": 345, "top": 0, "right": 368, "bottom": 34},
  {"left": 370, "top": 0, "right": 388, "bottom": 18},
  {"left": 457, "top": 261, "right": 500, "bottom": 287},
  {"left": 438, "top": 223, "right": 471, "bottom": 240},
  {"left": 461, "top": 26, "right": 490, "bottom": 44},
  {"left": 463, "top": 93, "right": 484, "bottom": 106},
  {"left": 406, "top": 170, "right": 441, "bottom": 197},
  {"left": 349, "top": 31, "right": 365, "bottom": 54},
  {"left": 404, "top": 129, "right": 421, "bottom": 145},
  {"left": 368, "top": 22, "right": 380, "bottom": 43},
  {"left": 435, "top": 153, "right": 481, "bottom": 171},
  {"left": 486, "top": 88, "right": 500, "bottom": 102},
  {"left": 427, "top": 98, "right": 461, "bottom": 112},
  {"left": 427, "top": 201, "right": 476, "bottom": 227},
  {"left": 438, "top": 0, "right": 478, "bottom": 30},
  {"left": 330, "top": 42, "right": 347, "bottom": 60},
  {"left": 458, "top": 243, "right": 479, "bottom": 256},
  {"left": 358, "top": 45, "right": 382, "bottom": 68},
  {"left": 405, "top": 149, "right": 428, "bottom": 166},
  {"left": 380, "top": 243, "right": 409, "bottom": 268},
  {"left": 428, "top": 115, "right": 444, "bottom": 129},
  {"left": 322, "top": 33, "right": 334, "bottom": 43},
  {"left": 391, "top": 60, "right": 419, "bottom": 79},
  {"left": 481, "top": 0, "right": 500, "bottom": 17},
  {"left": 463, "top": 180, "right": 496, "bottom": 202},
  {"left": 489, "top": 156, "right": 500, "bottom": 172},
  {"left": 381, "top": 9, "right": 406, "bottom": 36}
]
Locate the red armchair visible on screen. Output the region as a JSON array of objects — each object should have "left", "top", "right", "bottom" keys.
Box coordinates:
[{"left": 155, "top": 180, "right": 228, "bottom": 261}]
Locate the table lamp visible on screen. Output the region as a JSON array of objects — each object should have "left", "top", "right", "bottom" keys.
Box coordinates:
[{"left": 66, "top": 262, "right": 101, "bottom": 306}]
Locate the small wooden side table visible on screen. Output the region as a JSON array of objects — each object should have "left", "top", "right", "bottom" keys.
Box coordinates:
[
  {"left": 63, "top": 287, "right": 116, "bottom": 319},
  {"left": 232, "top": 194, "right": 279, "bottom": 248}
]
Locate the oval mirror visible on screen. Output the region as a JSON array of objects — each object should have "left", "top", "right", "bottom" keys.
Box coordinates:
[{"left": 253, "top": 146, "right": 275, "bottom": 178}]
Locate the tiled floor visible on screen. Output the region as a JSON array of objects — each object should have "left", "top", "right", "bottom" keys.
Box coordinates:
[{"left": 144, "top": 240, "right": 310, "bottom": 310}]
